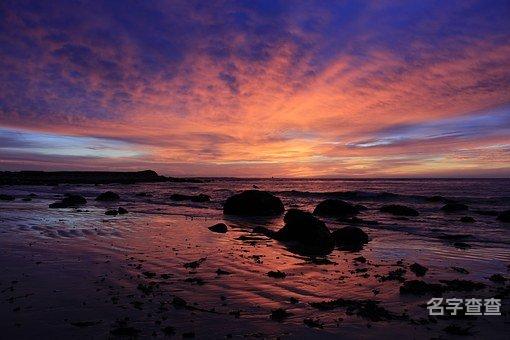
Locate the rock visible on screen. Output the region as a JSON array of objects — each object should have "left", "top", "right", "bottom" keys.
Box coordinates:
[
  {"left": 473, "top": 209, "right": 498, "bottom": 216},
  {"left": 105, "top": 209, "right": 118, "bottom": 216},
  {"left": 270, "top": 308, "right": 292, "bottom": 322},
  {"left": 460, "top": 216, "right": 475, "bottom": 223},
  {"left": 117, "top": 207, "right": 128, "bottom": 214},
  {"left": 267, "top": 270, "right": 286, "bottom": 279},
  {"left": 426, "top": 195, "right": 448, "bottom": 203},
  {"left": 441, "top": 203, "right": 468, "bottom": 212},
  {"left": 49, "top": 194, "right": 87, "bottom": 208},
  {"left": 332, "top": 226, "right": 369, "bottom": 249},
  {"left": 489, "top": 274, "right": 507, "bottom": 283},
  {"left": 95, "top": 191, "right": 120, "bottom": 201},
  {"left": 273, "top": 209, "right": 334, "bottom": 253},
  {"left": 135, "top": 192, "right": 151, "bottom": 197},
  {"left": 452, "top": 266, "right": 469, "bottom": 274},
  {"left": 170, "top": 193, "right": 210, "bottom": 202},
  {"left": 303, "top": 318, "right": 323, "bottom": 328},
  {"left": 0, "top": 194, "right": 15, "bottom": 201},
  {"left": 22, "top": 197, "right": 32, "bottom": 202},
  {"left": 379, "top": 204, "right": 419, "bottom": 216},
  {"left": 208, "top": 223, "right": 228, "bottom": 233},
  {"left": 497, "top": 210, "right": 510, "bottom": 222},
  {"left": 410, "top": 263, "right": 428, "bottom": 277},
  {"left": 313, "top": 199, "right": 359, "bottom": 217},
  {"left": 223, "top": 190, "right": 284, "bottom": 216},
  {"left": 453, "top": 242, "right": 471, "bottom": 249}
]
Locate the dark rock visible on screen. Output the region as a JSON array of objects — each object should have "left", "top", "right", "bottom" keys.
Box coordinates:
[
  {"left": 49, "top": 194, "right": 87, "bottom": 208},
  {"left": 270, "top": 308, "right": 292, "bottom": 322},
  {"left": 183, "top": 258, "right": 206, "bottom": 269},
  {"left": 303, "top": 318, "right": 323, "bottom": 328},
  {"left": 453, "top": 242, "right": 471, "bottom": 249},
  {"left": 208, "top": 223, "right": 228, "bottom": 233},
  {"left": 426, "top": 195, "right": 449, "bottom": 203},
  {"left": 488, "top": 274, "right": 507, "bottom": 283},
  {"left": 438, "top": 234, "right": 472, "bottom": 241},
  {"left": 105, "top": 209, "right": 118, "bottom": 216},
  {"left": 313, "top": 199, "right": 359, "bottom": 217},
  {"left": 399, "top": 280, "right": 444, "bottom": 295},
  {"left": 410, "top": 263, "right": 428, "bottom": 277},
  {"left": 22, "top": 197, "right": 32, "bottom": 202},
  {"left": 135, "top": 192, "right": 152, "bottom": 197},
  {"left": 497, "top": 210, "right": 510, "bottom": 222},
  {"left": 117, "top": 207, "right": 128, "bottom": 214},
  {"left": 0, "top": 194, "right": 15, "bottom": 201},
  {"left": 170, "top": 193, "right": 210, "bottom": 202},
  {"left": 460, "top": 216, "right": 475, "bottom": 223},
  {"left": 443, "top": 324, "right": 473, "bottom": 336},
  {"left": 274, "top": 209, "right": 334, "bottom": 254},
  {"left": 216, "top": 268, "right": 231, "bottom": 275},
  {"left": 441, "top": 203, "right": 468, "bottom": 212},
  {"left": 289, "top": 297, "right": 299, "bottom": 304},
  {"left": 332, "top": 226, "right": 369, "bottom": 249},
  {"left": 474, "top": 209, "right": 499, "bottom": 216},
  {"left": 95, "top": 191, "right": 120, "bottom": 201},
  {"left": 353, "top": 256, "right": 367, "bottom": 263},
  {"left": 379, "top": 204, "right": 419, "bottom": 217},
  {"left": 223, "top": 190, "right": 284, "bottom": 216},
  {"left": 171, "top": 296, "right": 187, "bottom": 307},
  {"left": 267, "top": 270, "right": 286, "bottom": 279},
  {"left": 452, "top": 266, "right": 469, "bottom": 274}
]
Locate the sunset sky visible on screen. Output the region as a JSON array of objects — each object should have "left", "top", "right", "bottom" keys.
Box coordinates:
[{"left": 1, "top": 0, "right": 509, "bottom": 177}]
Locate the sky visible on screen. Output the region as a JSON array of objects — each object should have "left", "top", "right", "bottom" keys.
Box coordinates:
[{"left": 1, "top": 0, "right": 509, "bottom": 177}]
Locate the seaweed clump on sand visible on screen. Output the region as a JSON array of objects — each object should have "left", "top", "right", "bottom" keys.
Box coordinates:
[{"left": 310, "top": 298, "right": 406, "bottom": 322}]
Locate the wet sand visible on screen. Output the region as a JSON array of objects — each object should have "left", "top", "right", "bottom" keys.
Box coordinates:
[{"left": 0, "top": 181, "right": 509, "bottom": 338}]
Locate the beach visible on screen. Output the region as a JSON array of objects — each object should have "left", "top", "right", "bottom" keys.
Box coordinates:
[{"left": 0, "top": 178, "right": 509, "bottom": 338}]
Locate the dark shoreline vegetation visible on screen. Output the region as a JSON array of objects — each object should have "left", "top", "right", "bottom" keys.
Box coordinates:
[{"left": 0, "top": 177, "right": 509, "bottom": 338}]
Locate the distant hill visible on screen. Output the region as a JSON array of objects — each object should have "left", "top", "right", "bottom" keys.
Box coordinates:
[{"left": 0, "top": 170, "right": 202, "bottom": 185}]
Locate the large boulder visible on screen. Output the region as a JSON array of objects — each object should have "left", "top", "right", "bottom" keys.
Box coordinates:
[
  {"left": 223, "top": 190, "right": 284, "bottom": 216},
  {"left": 313, "top": 199, "right": 359, "bottom": 218},
  {"left": 441, "top": 203, "right": 468, "bottom": 212},
  {"left": 49, "top": 194, "right": 87, "bottom": 208},
  {"left": 497, "top": 210, "right": 510, "bottom": 222},
  {"left": 274, "top": 209, "right": 334, "bottom": 254},
  {"left": 332, "top": 226, "right": 369, "bottom": 250},
  {"left": 379, "top": 204, "right": 419, "bottom": 217},
  {"left": 95, "top": 191, "right": 120, "bottom": 201}
]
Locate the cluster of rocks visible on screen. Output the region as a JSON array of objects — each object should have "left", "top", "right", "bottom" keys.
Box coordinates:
[{"left": 221, "top": 190, "right": 370, "bottom": 254}]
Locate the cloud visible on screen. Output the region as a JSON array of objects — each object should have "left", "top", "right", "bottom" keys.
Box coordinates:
[{"left": 0, "top": 0, "right": 509, "bottom": 176}]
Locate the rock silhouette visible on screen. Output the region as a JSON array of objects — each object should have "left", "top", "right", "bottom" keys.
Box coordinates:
[{"left": 223, "top": 190, "right": 284, "bottom": 216}]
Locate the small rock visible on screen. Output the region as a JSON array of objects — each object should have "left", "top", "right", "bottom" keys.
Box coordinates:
[
  {"left": 497, "top": 210, "right": 510, "bottom": 222},
  {"left": 270, "top": 308, "right": 292, "bottom": 322},
  {"left": 208, "top": 223, "right": 228, "bottom": 233},
  {"left": 267, "top": 270, "right": 286, "bottom": 279},
  {"left": 105, "top": 209, "right": 118, "bottom": 216},
  {"left": 0, "top": 194, "right": 15, "bottom": 201},
  {"left": 379, "top": 204, "right": 419, "bottom": 217},
  {"left": 489, "top": 274, "right": 507, "bottom": 283},
  {"left": 95, "top": 191, "right": 120, "bottom": 201},
  {"left": 117, "top": 207, "right": 128, "bottom": 214},
  {"left": 460, "top": 216, "right": 475, "bottom": 223},
  {"left": 441, "top": 203, "right": 468, "bottom": 212}
]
